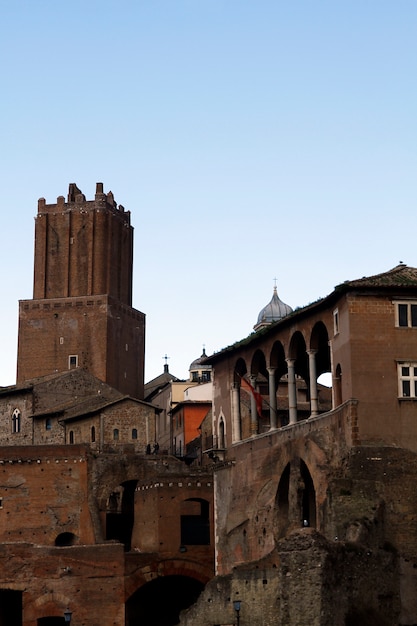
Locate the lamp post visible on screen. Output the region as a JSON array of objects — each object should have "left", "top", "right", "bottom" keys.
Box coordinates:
[
  {"left": 64, "top": 609, "right": 72, "bottom": 624},
  {"left": 233, "top": 600, "right": 241, "bottom": 626}
]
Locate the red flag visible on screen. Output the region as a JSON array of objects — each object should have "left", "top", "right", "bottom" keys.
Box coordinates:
[{"left": 240, "top": 376, "right": 263, "bottom": 418}]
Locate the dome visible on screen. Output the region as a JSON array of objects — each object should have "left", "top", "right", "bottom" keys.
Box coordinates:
[
  {"left": 189, "top": 347, "right": 211, "bottom": 372},
  {"left": 254, "top": 287, "right": 293, "bottom": 330},
  {"left": 189, "top": 347, "right": 212, "bottom": 383}
]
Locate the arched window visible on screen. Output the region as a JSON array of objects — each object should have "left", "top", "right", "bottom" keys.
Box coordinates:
[
  {"left": 132, "top": 428, "right": 138, "bottom": 440},
  {"left": 55, "top": 532, "right": 77, "bottom": 546},
  {"left": 69, "top": 430, "right": 74, "bottom": 444},
  {"left": 113, "top": 428, "right": 119, "bottom": 441},
  {"left": 12, "top": 409, "right": 21, "bottom": 434},
  {"left": 218, "top": 417, "right": 225, "bottom": 448},
  {"left": 91, "top": 426, "right": 96, "bottom": 442},
  {"left": 334, "top": 363, "right": 342, "bottom": 406}
]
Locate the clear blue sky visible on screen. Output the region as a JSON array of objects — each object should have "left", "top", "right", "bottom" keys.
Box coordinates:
[{"left": 1, "top": 0, "right": 416, "bottom": 386}]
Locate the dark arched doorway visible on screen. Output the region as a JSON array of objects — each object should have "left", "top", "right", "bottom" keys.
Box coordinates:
[
  {"left": 126, "top": 575, "right": 204, "bottom": 626},
  {"left": 300, "top": 459, "right": 316, "bottom": 528}
]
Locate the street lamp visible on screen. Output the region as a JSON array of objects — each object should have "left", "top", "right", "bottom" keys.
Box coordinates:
[
  {"left": 64, "top": 609, "right": 72, "bottom": 624},
  {"left": 233, "top": 600, "right": 241, "bottom": 626}
]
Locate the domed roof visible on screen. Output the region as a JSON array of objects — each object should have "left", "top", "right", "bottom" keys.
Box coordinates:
[
  {"left": 254, "top": 286, "right": 293, "bottom": 330},
  {"left": 189, "top": 347, "right": 212, "bottom": 371}
]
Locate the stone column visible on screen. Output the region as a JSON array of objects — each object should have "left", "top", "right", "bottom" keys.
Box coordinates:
[
  {"left": 250, "top": 376, "right": 258, "bottom": 435},
  {"left": 307, "top": 349, "right": 319, "bottom": 417},
  {"left": 328, "top": 339, "right": 335, "bottom": 409},
  {"left": 286, "top": 359, "right": 297, "bottom": 425},
  {"left": 267, "top": 367, "right": 278, "bottom": 429},
  {"left": 231, "top": 383, "right": 241, "bottom": 442}
]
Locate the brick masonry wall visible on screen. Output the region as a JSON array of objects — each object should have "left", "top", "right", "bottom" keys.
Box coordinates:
[
  {"left": 0, "top": 445, "right": 94, "bottom": 546},
  {"left": 1, "top": 542, "right": 126, "bottom": 626},
  {"left": 17, "top": 296, "right": 145, "bottom": 399}
]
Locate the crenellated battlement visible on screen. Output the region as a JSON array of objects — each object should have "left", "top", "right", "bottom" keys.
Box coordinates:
[
  {"left": 18, "top": 182, "right": 144, "bottom": 399},
  {"left": 37, "top": 182, "right": 130, "bottom": 224}
]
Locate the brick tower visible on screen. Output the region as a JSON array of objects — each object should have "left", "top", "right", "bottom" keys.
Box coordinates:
[{"left": 17, "top": 183, "right": 145, "bottom": 399}]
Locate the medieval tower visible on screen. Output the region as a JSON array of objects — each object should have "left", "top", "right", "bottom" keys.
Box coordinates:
[{"left": 16, "top": 183, "right": 145, "bottom": 399}]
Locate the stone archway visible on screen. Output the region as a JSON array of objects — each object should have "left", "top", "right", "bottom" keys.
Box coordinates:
[
  {"left": 126, "top": 575, "right": 204, "bottom": 626},
  {"left": 275, "top": 457, "right": 317, "bottom": 538}
]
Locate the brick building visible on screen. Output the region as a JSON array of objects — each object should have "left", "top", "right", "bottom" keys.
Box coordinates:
[
  {"left": 3, "top": 182, "right": 417, "bottom": 625},
  {"left": 17, "top": 183, "right": 145, "bottom": 400},
  {"left": 181, "top": 264, "right": 417, "bottom": 626},
  {"left": 0, "top": 184, "right": 214, "bottom": 626}
]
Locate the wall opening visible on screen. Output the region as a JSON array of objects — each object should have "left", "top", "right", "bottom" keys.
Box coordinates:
[
  {"left": 55, "top": 532, "right": 77, "bottom": 547},
  {"left": 126, "top": 575, "right": 204, "bottom": 626},
  {"left": 300, "top": 460, "right": 316, "bottom": 528},
  {"left": 106, "top": 480, "right": 137, "bottom": 551},
  {"left": 275, "top": 463, "right": 290, "bottom": 539},
  {"left": 0, "top": 589, "right": 22, "bottom": 626},
  {"left": 180, "top": 498, "right": 210, "bottom": 545}
]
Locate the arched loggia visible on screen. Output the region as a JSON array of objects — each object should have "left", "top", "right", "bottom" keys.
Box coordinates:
[
  {"left": 269, "top": 341, "right": 287, "bottom": 428},
  {"left": 248, "top": 350, "right": 268, "bottom": 435},
  {"left": 287, "top": 332, "right": 309, "bottom": 424},
  {"left": 231, "top": 358, "right": 248, "bottom": 442},
  {"left": 309, "top": 322, "right": 332, "bottom": 416}
]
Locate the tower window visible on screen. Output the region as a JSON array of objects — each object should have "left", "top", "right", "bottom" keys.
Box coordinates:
[
  {"left": 68, "top": 355, "right": 78, "bottom": 369},
  {"left": 12, "top": 409, "right": 21, "bottom": 434},
  {"left": 395, "top": 302, "right": 417, "bottom": 328},
  {"left": 132, "top": 428, "right": 138, "bottom": 440},
  {"left": 398, "top": 362, "right": 417, "bottom": 398},
  {"left": 45, "top": 418, "right": 52, "bottom": 431},
  {"left": 113, "top": 429, "right": 119, "bottom": 441},
  {"left": 69, "top": 430, "right": 74, "bottom": 444},
  {"left": 91, "top": 426, "right": 96, "bottom": 443}
]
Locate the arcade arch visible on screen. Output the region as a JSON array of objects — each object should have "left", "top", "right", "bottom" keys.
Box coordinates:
[
  {"left": 125, "top": 575, "right": 204, "bottom": 626},
  {"left": 275, "top": 458, "right": 317, "bottom": 540},
  {"left": 231, "top": 321, "right": 333, "bottom": 441}
]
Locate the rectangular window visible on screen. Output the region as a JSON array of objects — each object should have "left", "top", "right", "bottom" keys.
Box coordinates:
[
  {"left": 394, "top": 302, "right": 417, "bottom": 328},
  {"left": 398, "top": 362, "right": 417, "bottom": 398},
  {"left": 68, "top": 355, "right": 78, "bottom": 369}
]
